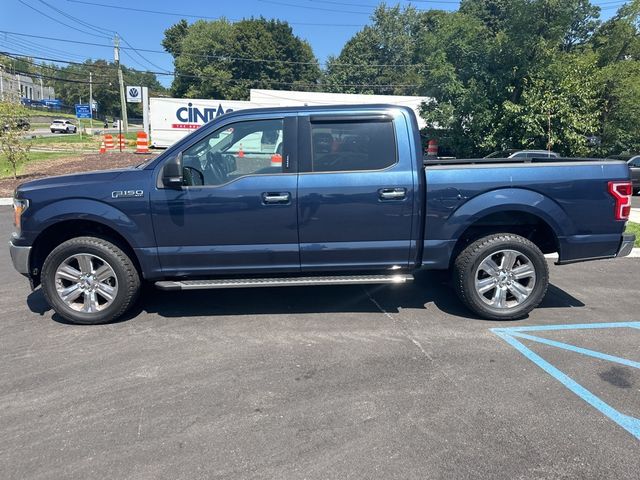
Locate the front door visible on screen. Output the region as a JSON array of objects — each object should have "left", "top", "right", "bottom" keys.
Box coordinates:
[
  {"left": 297, "top": 113, "right": 416, "bottom": 271},
  {"left": 150, "top": 116, "right": 299, "bottom": 276}
]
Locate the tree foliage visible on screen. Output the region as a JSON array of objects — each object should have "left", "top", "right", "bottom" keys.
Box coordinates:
[
  {"left": 163, "top": 17, "right": 321, "bottom": 99},
  {"left": 49, "top": 60, "right": 166, "bottom": 119},
  {"left": 327, "top": 0, "right": 640, "bottom": 157},
  {"left": 0, "top": 55, "right": 166, "bottom": 119}
]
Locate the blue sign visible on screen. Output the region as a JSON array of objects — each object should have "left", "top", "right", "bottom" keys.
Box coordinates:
[{"left": 75, "top": 104, "right": 92, "bottom": 119}]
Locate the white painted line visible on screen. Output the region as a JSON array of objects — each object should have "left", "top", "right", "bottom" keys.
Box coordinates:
[
  {"left": 630, "top": 208, "right": 640, "bottom": 224},
  {"left": 0, "top": 198, "right": 12, "bottom": 206}
]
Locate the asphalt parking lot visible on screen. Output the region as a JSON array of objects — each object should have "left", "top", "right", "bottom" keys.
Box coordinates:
[{"left": 1, "top": 206, "right": 638, "bottom": 480}]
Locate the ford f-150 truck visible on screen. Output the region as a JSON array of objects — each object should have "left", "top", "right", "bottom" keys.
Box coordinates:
[{"left": 9, "top": 105, "right": 636, "bottom": 324}]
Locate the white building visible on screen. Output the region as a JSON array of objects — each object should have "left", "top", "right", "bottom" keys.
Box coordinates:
[{"left": 0, "top": 69, "right": 55, "bottom": 102}]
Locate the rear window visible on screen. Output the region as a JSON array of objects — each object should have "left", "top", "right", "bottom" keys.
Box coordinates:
[{"left": 310, "top": 120, "right": 396, "bottom": 172}]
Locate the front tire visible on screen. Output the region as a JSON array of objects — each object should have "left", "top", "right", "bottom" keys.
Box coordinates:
[
  {"left": 41, "top": 237, "right": 141, "bottom": 324},
  {"left": 453, "top": 233, "right": 549, "bottom": 320}
]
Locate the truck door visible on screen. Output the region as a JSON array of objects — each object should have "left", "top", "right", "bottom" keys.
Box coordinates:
[
  {"left": 149, "top": 115, "right": 299, "bottom": 276},
  {"left": 297, "top": 113, "right": 416, "bottom": 271}
]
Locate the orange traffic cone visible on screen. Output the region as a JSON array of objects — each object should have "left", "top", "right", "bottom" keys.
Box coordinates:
[
  {"left": 270, "top": 153, "right": 282, "bottom": 167},
  {"left": 135, "top": 131, "right": 150, "bottom": 154},
  {"left": 104, "top": 134, "right": 114, "bottom": 150},
  {"left": 117, "top": 134, "right": 126, "bottom": 151},
  {"left": 238, "top": 143, "right": 245, "bottom": 158},
  {"left": 99, "top": 141, "right": 106, "bottom": 154}
]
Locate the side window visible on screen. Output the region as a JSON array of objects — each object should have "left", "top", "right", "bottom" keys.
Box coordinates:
[
  {"left": 630, "top": 157, "right": 640, "bottom": 167},
  {"left": 310, "top": 120, "right": 396, "bottom": 172},
  {"left": 181, "top": 118, "right": 285, "bottom": 187}
]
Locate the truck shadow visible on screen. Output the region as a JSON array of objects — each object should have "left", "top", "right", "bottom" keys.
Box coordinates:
[{"left": 27, "top": 270, "right": 585, "bottom": 324}]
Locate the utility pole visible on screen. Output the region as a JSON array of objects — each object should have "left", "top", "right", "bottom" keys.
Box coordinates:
[
  {"left": 114, "top": 34, "right": 128, "bottom": 134},
  {"left": 89, "top": 71, "right": 93, "bottom": 130}
]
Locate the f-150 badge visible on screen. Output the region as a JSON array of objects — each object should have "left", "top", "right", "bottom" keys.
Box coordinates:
[{"left": 112, "top": 190, "right": 144, "bottom": 198}]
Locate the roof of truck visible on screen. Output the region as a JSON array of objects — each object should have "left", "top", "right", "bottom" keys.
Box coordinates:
[{"left": 219, "top": 103, "right": 416, "bottom": 117}]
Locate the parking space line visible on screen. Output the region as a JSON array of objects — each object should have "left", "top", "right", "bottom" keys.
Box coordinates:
[
  {"left": 493, "top": 321, "right": 640, "bottom": 333},
  {"left": 507, "top": 331, "right": 640, "bottom": 369},
  {"left": 492, "top": 322, "right": 640, "bottom": 441}
]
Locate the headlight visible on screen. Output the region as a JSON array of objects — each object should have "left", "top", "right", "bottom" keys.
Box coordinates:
[{"left": 13, "top": 198, "right": 29, "bottom": 235}]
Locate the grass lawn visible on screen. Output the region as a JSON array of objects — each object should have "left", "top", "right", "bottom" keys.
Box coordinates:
[
  {"left": 626, "top": 222, "right": 640, "bottom": 247},
  {"left": 0, "top": 151, "right": 72, "bottom": 178}
]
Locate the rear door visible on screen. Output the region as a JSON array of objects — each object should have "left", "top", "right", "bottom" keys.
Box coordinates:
[{"left": 297, "top": 112, "right": 416, "bottom": 271}]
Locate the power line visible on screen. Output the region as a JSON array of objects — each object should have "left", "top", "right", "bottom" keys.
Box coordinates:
[
  {"left": 1, "top": 51, "right": 423, "bottom": 91},
  {"left": 0, "top": 30, "right": 428, "bottom": 68},
  {"left": 37, "top": 0, "right": 171, "bottom": 73},
  {"left": 1, "top": 52, "right": 113, "bottom": 79},
  {"left": 65, "top": 0, "right": 368, "bottom": 27},
  {"left": 15, "top": 0, "right": 111, "bottom": 40},
  {"left": 8, "top": 67, "right": 113, "bottom": 85}
]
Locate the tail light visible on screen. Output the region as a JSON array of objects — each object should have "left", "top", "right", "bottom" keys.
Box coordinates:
[{"left": 608, "top": 181, "right": 632, "bottom": 221}]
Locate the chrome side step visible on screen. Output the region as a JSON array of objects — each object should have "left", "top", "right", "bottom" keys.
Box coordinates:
[{"left": 155, "top": 274, "right": 413, "bottom": 291}]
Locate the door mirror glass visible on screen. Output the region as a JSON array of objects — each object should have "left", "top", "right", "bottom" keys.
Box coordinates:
[{"left": 162, "top": 152, "right": 183, "bottom": 188}]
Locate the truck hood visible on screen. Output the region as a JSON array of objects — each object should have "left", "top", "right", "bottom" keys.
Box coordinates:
[{"left": 16, "top": 168, "right": 135, "bottom": 195}]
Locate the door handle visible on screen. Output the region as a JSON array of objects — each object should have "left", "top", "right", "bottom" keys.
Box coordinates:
[
  {"left": 262, "top": 192, "right": 291, "bottom": 204},
  {"left": 379, "top": 188, "right": 407, "bottom": 200}
]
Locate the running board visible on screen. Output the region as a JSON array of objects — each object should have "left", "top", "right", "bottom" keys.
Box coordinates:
[{"left": 155, "top": 274, "right": 413, "bottom": 291}]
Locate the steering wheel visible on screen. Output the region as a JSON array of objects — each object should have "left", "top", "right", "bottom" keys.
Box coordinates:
[{"left": 203, "top": 151, "right": 227, "bottom": 185}]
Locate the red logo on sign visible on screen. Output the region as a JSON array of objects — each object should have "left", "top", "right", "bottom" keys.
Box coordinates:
[{"left": 171, "top": 123, "right": 201, "bottom": 130}]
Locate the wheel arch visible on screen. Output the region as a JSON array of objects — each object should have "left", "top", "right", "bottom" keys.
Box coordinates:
[
  {"left": 30, "top": 219, "right": 142, "bottom": 286},
  {"left": 449, "top": 210, "right": 560, "bottom": 269}
]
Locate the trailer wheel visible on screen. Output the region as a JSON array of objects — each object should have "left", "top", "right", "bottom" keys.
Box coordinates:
[
  {"left": 453, "top": 233, "right": 549, "bottom": 320},
  {"left": 41, "top": 236, "right": 140, "bottom": 324}
]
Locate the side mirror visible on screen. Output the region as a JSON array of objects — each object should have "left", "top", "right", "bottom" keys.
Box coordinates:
[{"left": 162, "top": 152, "right": 183, "bottom": 188}]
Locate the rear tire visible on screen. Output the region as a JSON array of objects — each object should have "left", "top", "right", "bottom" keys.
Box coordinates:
[
  {"left": 453, "top": 233, "right": 549, "bottom": 320},
  {"left": 41, "top": 236, "right": 141, "bottom": 324}
]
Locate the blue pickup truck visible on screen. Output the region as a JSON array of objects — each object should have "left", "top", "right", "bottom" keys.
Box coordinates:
[{"left": 9, "top": 105, "right": 636, "bottom": 324}]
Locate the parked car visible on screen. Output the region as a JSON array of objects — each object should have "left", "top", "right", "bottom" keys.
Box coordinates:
[
  {"left": 49, "top": 119, "right": 77, "bottom": 134},
  {"left": 9, "top": 105, "right": 635, "bottom": 324},
  {"left": 627, "top": 155, "right": 640, "bottom": 195},
  {"left": 485, "top": 149, "right": 559, "bottom": 159},
  {"left": 607, "top": 154, "right": 639, "bottom": 195}
]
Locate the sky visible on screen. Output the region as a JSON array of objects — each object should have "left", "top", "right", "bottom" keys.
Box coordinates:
[{"left": 0, "top": 0, "right": 627, "bottom": 88}]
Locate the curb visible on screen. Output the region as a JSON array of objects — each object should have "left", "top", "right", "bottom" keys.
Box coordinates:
[{"left": 0, "top": 198, "right": 11, "bottom": 206}]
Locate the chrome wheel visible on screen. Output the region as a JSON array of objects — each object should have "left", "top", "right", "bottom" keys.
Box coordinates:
[
  {"left": 474, "top": 249, "right": 536, "bottom": 310},
  {"left": 54, "top": 253, "right": 118, "bottom": 313}
]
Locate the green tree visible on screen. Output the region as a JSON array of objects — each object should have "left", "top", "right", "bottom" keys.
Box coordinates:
[
  {"left": 163, "top": 17, "right": 321, "bottom": 99},
  {"left": 500, "top": 52, "right": 601, "bottom": 156},
  {"left": 592, "top": 0, "right": 640, "bottom": 155},
  {"left": 49, "top": 60, "right": 166, "bottom": 119},
  {"left": 324, "top": 5, "right": 427, "bottom": 95},
  {"left": 0, "top": 101, "right": 32, "bottom": 179}
]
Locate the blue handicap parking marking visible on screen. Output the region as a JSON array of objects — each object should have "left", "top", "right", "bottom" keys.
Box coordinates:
[{"left": 492, "top": 322, "right": 640, "bottom": 440}]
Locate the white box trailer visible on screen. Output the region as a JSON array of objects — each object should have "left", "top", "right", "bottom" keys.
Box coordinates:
[
  {"left": 249, "top": 89, "right": 430, "bottom": 129},
  {"left": 149, "top": 91, "right": 431, "bottom": 147},
  {"left": 149, "top": 97, "right": 254, "bottom": 148}
]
